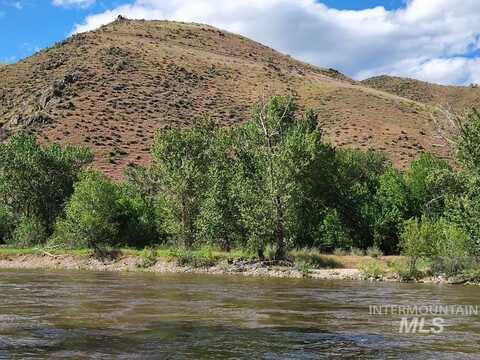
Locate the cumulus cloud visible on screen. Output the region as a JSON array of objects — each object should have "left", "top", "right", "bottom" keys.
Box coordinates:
[
  {"left": 52, "top": 0, "right": 95, "bottom": 8},
  {"left": 71, "top": 0, "right": 480, "bottom": 85}
]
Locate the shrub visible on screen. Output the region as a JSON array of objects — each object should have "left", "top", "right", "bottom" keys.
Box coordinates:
[
  {"left": 333, "top": 248, "right": 348, "bottom": 256},
  {"left": 168, "top": 246, "right": 219, "bottom": 268},
  {"left": 264, "top": 243, "right": 278, "bottom": 261},
  {"left": 0, "top": 205, "right": 14, "bottom": 244},
  {"left": 366, "top": 246, "right": 383, "bottom": 258},
  {"left": 290, "top": 248, "right": 342, "bottom": 269},
  {"left": 53, "top": 171, "right": 121, "bottom": 249},
  {"left": 400, "top": 217, "right": 470, "bottom": 274},
  {"left": 318, "top": 209, "right": 351, "bottom": 250},
  {"left": 9, "top": 216, "right": 47, "bottom": 248},
  {"left": 136, "top": 247, "right": 158, "bottom": 269},
  {"left": 296, "top": 260, "right": 313, "bottom": 277},
  {"left": 387, "top": 258, "right": 422, "bottom": 281},
  {"left": 359, "top": 259, "right": 386, "bottom": 280},
  {"left": 349, "top": 247, "right": 365, "bottom": 256}
]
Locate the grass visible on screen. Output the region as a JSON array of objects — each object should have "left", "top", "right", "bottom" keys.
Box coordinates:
[
  {"left": 290, "top": 248, "right": 344, "bottom": 269},
  {"left": 0, "top": 245, "right": 407, "bottom": 273},
  {"left": 359, "top": 259, "right": 387, "bottom": 280}
]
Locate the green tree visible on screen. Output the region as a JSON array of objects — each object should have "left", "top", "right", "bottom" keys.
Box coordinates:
[
  {"left": 0, "top": 133, "right": 93, "bottom": 231},
  {"left": 151, "top": 120, "right": 217, "bottom": 247},
  {"left": 9, "top": 215, "right": 47, "bottom": 248},
  {"left": 404, "top": 153, "right": 457, "bottom": 218},
  {"left": 457, "top": 109, "right": 480, "bottom": 172},
  {"left": 333, "top": 149, "right": 390, "bottom": 249},
  {"left": 234, "top": 97, "right": 325, "bottom": 258},
  {"left": 195, "top": 128, "right": 244, "bottom": 250},
  {"left": 53, "top": 171, "right": 120, "bottom": 249},
  {"left": 373, "top": 167, "right": 410, "bottom": 253}
]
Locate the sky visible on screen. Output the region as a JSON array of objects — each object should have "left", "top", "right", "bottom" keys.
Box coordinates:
[{"left": 1, "top": 0, "right": 480, "bottom": 85}]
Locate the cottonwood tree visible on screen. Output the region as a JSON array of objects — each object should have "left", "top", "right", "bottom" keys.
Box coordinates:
[
  {"left": 151, "top": 120, "right": 217, "bottom": 248},
  {"left": 0, "top": 133, "right": 93, "bottom": 233},
  {"left": 235, "top": 96, "right": 325, "bottom": 259}
]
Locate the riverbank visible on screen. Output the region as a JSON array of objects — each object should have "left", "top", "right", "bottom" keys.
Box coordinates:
[
  {"left": 0, "top": 248, "right": 478, "bottom": 284},
  {"left": 0, "top": 251, "right": 361, "bottom": 280}
]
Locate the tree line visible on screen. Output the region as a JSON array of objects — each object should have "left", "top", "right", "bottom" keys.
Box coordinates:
[{"left": 1, "top": 96, "right": 480, "bottom": 266}]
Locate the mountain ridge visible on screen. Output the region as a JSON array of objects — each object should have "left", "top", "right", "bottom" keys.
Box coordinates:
[{"left": 0, "top": 18, "right": 464, "bottom": 178}]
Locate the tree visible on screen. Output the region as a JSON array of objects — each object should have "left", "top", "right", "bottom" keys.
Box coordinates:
[
  {"left": 195, "top": 128, "right": 244, "bottom": 250},
  {"left": 53, "top": 171, "right": 120, "bottom": 249},
  {"left": 373, "top": 167, "right": 410, "bottom": 253},
  {"left": 332, "top": 149, "right": 391, "bottom": 249},
  {"left": 0, "top": 133, "right": 93, "bottom": 232},
  {"left": 151, "top": 120, "right": 217, "bottom": 247},
  {"left": 117, "top": 166, "right": 160, "bottom": 247},
  {"left": 456, "top": 109, "right": 480, "bottom": 172},
  {"left": 404, "top": 153, "right": 457, "bottom": 218},
  {"left": 234, "top": 96, "right": 325, "bottom": 258}
]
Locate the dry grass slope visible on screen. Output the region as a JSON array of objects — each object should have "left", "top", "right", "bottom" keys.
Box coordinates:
[{"left": 0, "top": 18, "right": 466, "bottom": 178}]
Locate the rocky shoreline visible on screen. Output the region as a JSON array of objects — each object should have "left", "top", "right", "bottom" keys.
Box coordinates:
[
  {"left": 0, "top": 253, "right": 361, "bottom": 280},
  {"left": 0, "top": 253, "right": 477, "bottom": 285}
]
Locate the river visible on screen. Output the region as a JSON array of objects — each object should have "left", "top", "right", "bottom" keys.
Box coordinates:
[{"left": 0, "top": 269, "right": 479, "bottom": 359}]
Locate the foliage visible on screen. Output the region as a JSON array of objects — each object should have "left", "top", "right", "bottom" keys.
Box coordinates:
[
  {"left": 0, "top": 133, "right": 92, "bottom": 232},
  {"left": 366, "top": 246, "right": 383, "bottom": 258},
  {"left": 333, "top": 149, "right": 391, "bottom": 250},
  {"left": 136, "top": 247, "right": 158, "bottom": 268},
  {"left": 400, "top": 216, "right": 470, "bottom": 274},
  {"left": 359, "top": 259, "right": 386, "bottom": 280},
  {"left": 0, "top": 205, "right": 14, "bottom": 244},
  {"left": 8, "top": 216, "right": 47, "bottom": 248},
  {"left": 317, "top": 209, "right": 351, "bottom": 250},
  {"left": 290, "top": 248, "right": 342, "bottom": 269},
  {"left": 264, "top": 243, "right": 278, "bottom": 261},
  {"left": 152, "top": 120, "right": 218, "bottom": 247},
  {"left": 234, "top": 96, "right": 326, "bottom": 258},
  {"left": 168, "top": 246, "right": 219, "bottom": 267},
  {"left": 457, "top": 109, "right": 480, "bottom": 171},
  {"left": 53, "top": 171, "right": 121, "bottom": 249}
]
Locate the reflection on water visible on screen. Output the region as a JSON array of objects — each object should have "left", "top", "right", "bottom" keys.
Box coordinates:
[{"left": 0, "top": 269, "right": 479, "bottom": 359}]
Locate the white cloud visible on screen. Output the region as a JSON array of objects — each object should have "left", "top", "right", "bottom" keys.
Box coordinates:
[
  {"left": 52, "top": 0, "right": 95, "bottom": 8},
  {"left": 71, "top": 0, "right": 480, "bottom": 85}
]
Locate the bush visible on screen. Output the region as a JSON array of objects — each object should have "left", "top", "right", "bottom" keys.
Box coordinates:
[
  {"left": 359, "top": 259, "right": 386, "bottom": 280},
  {"left": 9, "top": 216, "right": 47, "bottom": 248},
  {"left": 168, "top": 246, "right": 219, "bottom": 267},
  {"left": 318, "top": 209, "right": 351, "bottom": 250},
  {"left": 387, "top": 258, "right": 422, "bottom": 281},
  {"left": 400, "top": 217, "right": 470, "bottom": 274},
  {"left": 136, "top": 247, "right": 158, "bottom": 269},
  {"left": 0, "top": 206, "right": 14, "bottom": 244},
  {"left": 366, "top": 246, "right": 383, "bottom": 258},
  {"left": 53, "top": 171, "right": 121, "bottom": 249},
  {"left": 349, "top": 247, "right": 365, "bottom": 256},
  {"left": 264, "top": 243, "right": 278, "bottom": 261},
  {"left": 290, "top": 248, "right": 342, "bottom": 269}
]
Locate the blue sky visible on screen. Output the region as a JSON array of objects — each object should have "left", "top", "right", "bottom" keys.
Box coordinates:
[{"left": 1, "top": 1, "right": 480, "bottom": 85}]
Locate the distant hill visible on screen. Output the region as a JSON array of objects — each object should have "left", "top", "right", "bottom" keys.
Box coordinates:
[
  {"left": 361, "top": 75, "right": 480, "bottom": 112},
  {"left": 0, "top": 17, "right": 465, "bottom": 178}
]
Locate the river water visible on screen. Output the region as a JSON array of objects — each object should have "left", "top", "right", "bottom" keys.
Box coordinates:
[{"left": 0, "top": 269, "right": 479, "bottom": 359}]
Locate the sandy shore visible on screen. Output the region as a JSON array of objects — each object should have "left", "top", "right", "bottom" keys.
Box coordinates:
[{"left": 0, "top": 253, "right": 361, "bottom": 280}]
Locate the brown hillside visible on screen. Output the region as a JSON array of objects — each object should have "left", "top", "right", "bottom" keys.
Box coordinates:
[
  {"left": 361, "top": 75, "right": 480, "bottom": 113},
  {"left": 0, "top": 18, "right": 452, "bottom": 178}
]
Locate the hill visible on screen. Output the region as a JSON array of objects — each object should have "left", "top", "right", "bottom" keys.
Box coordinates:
[
  {"left": 361, "top": 75, "right": 480, "bottom": 113},
  {"left": 0, "top": 17, "right": 457, "bottom": 178}
]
